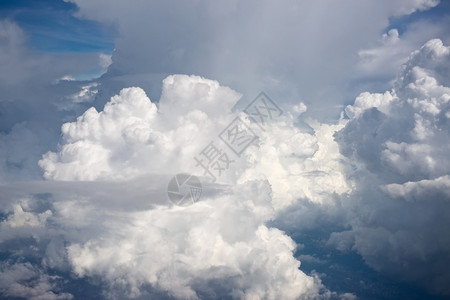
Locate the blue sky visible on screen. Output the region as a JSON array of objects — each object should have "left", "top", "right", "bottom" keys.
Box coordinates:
[
  {"left": 1, "top": 0, "right": 448, "bottom": 57},
  {"left": 388, "top": 0, "right": 450, "bottom": 35},
  {"left": 0, "top": 0, "right": 115, "bottom": 53}
]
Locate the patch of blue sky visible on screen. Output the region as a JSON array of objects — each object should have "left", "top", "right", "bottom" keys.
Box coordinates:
[
  {"left": 0, "top": 0, "right": 115, "bottom": 54},
  {"left": 387, "top": 0, "right": 450, "bottom": 35}
]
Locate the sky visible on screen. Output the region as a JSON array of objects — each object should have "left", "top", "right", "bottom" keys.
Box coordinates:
[{"left": 0, "top": 0, "right": 450, "bottom": 299}]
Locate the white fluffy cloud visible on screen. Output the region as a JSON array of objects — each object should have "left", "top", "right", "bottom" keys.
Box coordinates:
[
  {"left": 64, "top": 187, "right": 324, "bottom": 299},
  {"left": 0, "top": 177, "right": 342, "bottom": 298},
  {"left": 14, "top": 74, "right": 351, "bottom": 298},
  {"left": 39, "top": 75, "right": 240, "bottom": 181},
  {"left": 39, "top": 74, "right": 351, "bottom": 209}
]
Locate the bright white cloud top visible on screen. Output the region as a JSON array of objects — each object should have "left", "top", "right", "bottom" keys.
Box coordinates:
[{"left": 33, "top": 74, "right": 350, "bottom": 298}]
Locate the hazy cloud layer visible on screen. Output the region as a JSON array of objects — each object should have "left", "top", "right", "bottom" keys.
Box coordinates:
[{"left": 68, "top": 0, "right": 447, "bottom": 120}]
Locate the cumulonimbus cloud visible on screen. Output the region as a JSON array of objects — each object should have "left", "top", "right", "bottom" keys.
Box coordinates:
[
  {"left": 32, "top": 74, "right": 351, "bottom": 298},
  {"left": 2, "top": 38, "right": 449, "bottom": 299},
  {"left": 332, "top": 39, "right": 450, "bottom": 295}
]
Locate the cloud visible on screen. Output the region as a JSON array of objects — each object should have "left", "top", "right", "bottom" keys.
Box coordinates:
[
  {"left": 332, "top": 39, "right": 450, "bottom": 295},
  {"left": 39, "top": 74, "right": 351, "bottom": 211},
  {"left": 2, "top": 74, "right": 357, "bottom": 298},
  {"left": 0, "top": 262, "right": 73, "bottom": 300},
  {"left": 0, "top": 19, "right": 113, "bottom": 181},
  {"left": 356, "top": 29, "right": 407, "bottom": 77},
  {"left": 65, "top": 192, "right": 324, "bottom": 299},
  {"left": 3, "top": 202, "right": 51, "bottom": 229},
  {"left": 99, "top": 53, "right": 112, "bottom": 73},
  {"left": 383, "top": 175, "right": 450, "bottom": 201},
  {"left": 66, "top": 0, "right": 443, "bottom": 120},
  {"left": 38, "top": 75, "right": 240, "bottom": 181},
  {"left": 0, "top": 179, "right": 331, "bottom": 299},
  {"left": 1, "top": 3, "right": 449, "bottom": 298},
  {"left": 344, "top": 91, "right": 395, "bottom": 119}
]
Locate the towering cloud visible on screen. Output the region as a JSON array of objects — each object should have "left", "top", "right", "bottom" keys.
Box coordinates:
[
  {"left": 24, "top": 74, "right": 350, "bottom": 299},
  {"left": 332, "top": 39, "right": 450, "bottom": 295}
]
